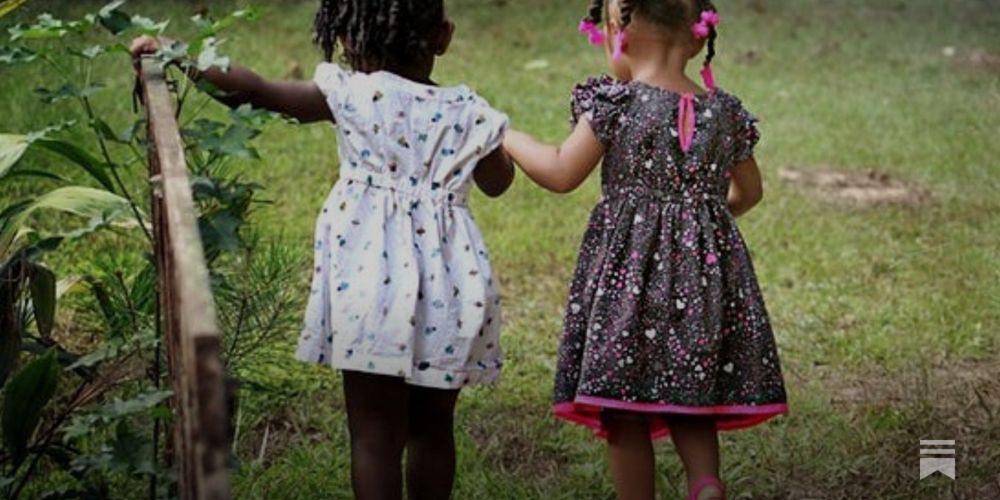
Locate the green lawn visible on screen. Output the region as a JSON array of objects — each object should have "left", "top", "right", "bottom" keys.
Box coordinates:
[{"left": 3, "top": 0, "right": 999, "bottom": 498}]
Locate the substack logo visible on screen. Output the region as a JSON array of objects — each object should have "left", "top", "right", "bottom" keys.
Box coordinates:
[{"left": 919, "top": 440, "right": 956, "bottom": 480}]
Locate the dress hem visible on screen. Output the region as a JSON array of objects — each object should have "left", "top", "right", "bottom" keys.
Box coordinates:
[
  {"left": 293, "top": 351, "right": 501, "bottom": 390},
  {"left": 552, "top": 396, "right": 787, "bottom": 440}
]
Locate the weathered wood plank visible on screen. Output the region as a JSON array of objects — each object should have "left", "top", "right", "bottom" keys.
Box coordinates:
[{"left": 141, "top": 57, "right": 232, "bottom": 500}]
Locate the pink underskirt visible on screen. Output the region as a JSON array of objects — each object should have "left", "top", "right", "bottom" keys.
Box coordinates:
[{"left": 553, "top": 395, "right": 788, "bottom": 440}]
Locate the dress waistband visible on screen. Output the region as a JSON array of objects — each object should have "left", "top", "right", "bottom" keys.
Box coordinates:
[
  {"left": 339, "top": 171, "right": 469, "bottom": 206},
  {"left": 603, "top": 184, "right": 723, "bottom": 205}
]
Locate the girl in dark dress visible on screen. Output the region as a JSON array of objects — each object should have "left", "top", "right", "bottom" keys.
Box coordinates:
[{"left": 503, "top": 1, "right": 787, "bottom": 498}]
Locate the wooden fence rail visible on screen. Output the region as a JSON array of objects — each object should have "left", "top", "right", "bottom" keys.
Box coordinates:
[{"left": 140, "top": 57, "right": 232, "bottom": 500}]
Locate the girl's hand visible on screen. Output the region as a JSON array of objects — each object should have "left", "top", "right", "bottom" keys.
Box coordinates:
[
  {"left": 129, "top": 35, "right": 181, "bottom": 72},
  {"left": 129, "top": 35, "right": 161, "bottom": 58}
]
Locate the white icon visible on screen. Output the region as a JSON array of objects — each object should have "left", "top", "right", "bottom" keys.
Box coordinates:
[{"left": 919, "top": 440, "right": 956, "bottom": 480}]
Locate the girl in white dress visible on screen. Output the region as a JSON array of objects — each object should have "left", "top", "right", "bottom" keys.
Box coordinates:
[{"left": 130, "top": 1, "right": 513, "bottom": 497}]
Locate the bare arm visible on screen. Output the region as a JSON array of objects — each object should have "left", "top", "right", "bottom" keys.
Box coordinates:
[
  {"left": 130, "top": 36, "right": 332, "bottom": 124},
  {"left": 502, "top": 120, "right": 604, "bottom": 194},
  {"left": 727, "top": 158, "right": 764, "bottom": 217},
  {"left": 473, "top": 147, "right": 515, "bottom": 198}
]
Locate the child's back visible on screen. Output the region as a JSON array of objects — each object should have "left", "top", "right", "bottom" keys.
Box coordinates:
[
  {"left": 131, "top": 2, "right": 514, "bottom": 497},
  {"left": 501, "top": 0, "right": 788, "bottom": 497},
  {"left": 552, "top": 75, "right": 787, "bottom": 435},
  {"left": 296, "top": 63, "right": 508, "bottom": 389}
]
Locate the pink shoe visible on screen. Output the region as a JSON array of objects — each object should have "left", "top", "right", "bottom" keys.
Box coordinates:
[{"left": 687, "top": 476, "right": 725, "bottom": 500}]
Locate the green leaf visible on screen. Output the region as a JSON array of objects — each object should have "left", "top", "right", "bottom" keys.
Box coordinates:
[
  {"left": 63, "top": 388, "right": 171, "bottom": 441},
  {"left": 4, "top": 168, "right": 69, "bottom": 183},
  {"left": 118, "top": 119, "right": 145, "bottom": 144},
  {"left": 191, "top": 7, "right": 260, "bottom": 47},
  {"left": 68, "top": 44, "right": 106, "bottom": 60},
  {"left": 0, "top": 45, "right": 37, "bottom": 64},
  {"left": 2, "top": 350, "right": 60, "bottom": 467},
  {"left": 29, "top": 263, "right": 56, "bottom": 337},
  {"left": 0, "top": 133, "right": 30, "bottom": 179},
  {"left": 96, "top": 3, "right": 131, "bottom": 35},
  {"left": 33, "top": 139, "right": 116, "bottom": 192},
  {"left": 34, "top": 83, "right": 106, "bottom": 104},
  {"left": 195, "top": 37, "right": 230, "bottom": 72},
  {"left": 8, "top": 14, "right": 88, "bottom": 41},
  {"left": 110, "top": 420, "right": 153, "bottom": 474},
  {"left": 0, "top": 186, "right": 136, "bottom": 259},
  {"left": 0, "top": 0, "right": 31, "bottom": 19},
  {"left": 0, "top": 285, "right": 20, "bottom": 386},
  {"left": 95, "top": 1, "right": 167, "bottom": 36}
]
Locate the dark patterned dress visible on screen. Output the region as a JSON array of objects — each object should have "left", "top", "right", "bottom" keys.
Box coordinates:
[{"left": 552, "top": 76, "right": 788, "bottom": 439}]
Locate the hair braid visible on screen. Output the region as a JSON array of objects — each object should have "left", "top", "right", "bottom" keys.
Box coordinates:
[
  {"left": 618, "top": 0, "right": 636, "bottom": 30},
  {"left": 586, "top": 0, "right": 604, "bottom": 24},
  {"left": 697, "top": 0, "right": 717, "bottom": 67},
  {"left": 312, "top": 0, "right": 444, "bottom": 71}
]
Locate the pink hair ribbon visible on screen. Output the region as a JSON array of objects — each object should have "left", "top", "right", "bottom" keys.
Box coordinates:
[
  {"left": 700, "top": 64, "right": 716, "bottom": 91},
  {"left": 677, "top": 93, "right": 696, "bottom": 153},
  {"left": 578, "top": 19, "right": 605, "bottom": 45},
  {"left": 612, "top": 31, "right": 626, "bottom": 60},
  {"left": 692, "top": 11, "right": 720, "bottom": 91},
  {"left": 691, "top": 10, "right": 720, "bottom": 40}
]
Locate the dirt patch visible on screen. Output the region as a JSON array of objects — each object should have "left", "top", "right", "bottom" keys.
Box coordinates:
[
  {"left": 946, "top": 47, "right": 1000, "bottom": 73},
  {"left": 821, "top": 358, "right": 1000, "bottom": 497},
  {"left": 735, "top": 49, "right": 762, "bottom": 66},
  {"left": 779, "top": 167, "right": 931, "bottom": 208}
]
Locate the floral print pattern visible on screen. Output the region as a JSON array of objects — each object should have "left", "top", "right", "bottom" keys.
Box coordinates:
[
  {"left": 295, "top": 64, "right": 507, "bottom": 389},
  {"left": 552, "top": 76, "right": 788, "bottom": 439}
]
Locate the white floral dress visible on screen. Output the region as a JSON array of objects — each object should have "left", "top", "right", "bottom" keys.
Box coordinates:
[{"left": 295, "top": 63, "right": 508, "bottom": 389}]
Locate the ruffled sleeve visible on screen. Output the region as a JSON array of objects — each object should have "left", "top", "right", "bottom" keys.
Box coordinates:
[
  {"left": 570, "top": 75, "right": 632, "bottom": 145},
  {"left": 727, "top": 94, "right": 761, "bottom": 164},
  {"left": 313, "top": 62, "right": 350, "bottom": 122},
  {"left": 467, "top": 96, "right": 509, "bottom": 159}
]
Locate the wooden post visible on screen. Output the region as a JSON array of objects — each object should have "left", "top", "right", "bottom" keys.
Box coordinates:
[{"left": 140, "top": 58, "right": 232, "bottom": 500}]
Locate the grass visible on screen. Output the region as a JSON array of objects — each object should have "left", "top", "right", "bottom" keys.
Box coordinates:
[{"left": 3, "top": 0, "right": 1000, "bottom": 498}]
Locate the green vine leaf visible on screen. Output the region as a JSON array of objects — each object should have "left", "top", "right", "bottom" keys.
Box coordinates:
[
  {"left": 0, "top": 45, "right": 37, "bottom": 65},
  {"left": 95, "top": 1, "right": 167, "bottom": 36},
  {"left": 29, "top": 263, "right": 57, "bottom": 337},
  {"left": 0, "top": 133, "right": 30, "bottom": 179},
  {"left": 2, "top": 350, "right": 61, "bottom": 467},
  {"left": 33, "top": 83, "right": 106, "bottom": 104},
  {"left": 8, "top": 13, "right": 89, "bottom": 41},
  {"left": 195, "top": 37, "right": 230, "bottom": 72}
]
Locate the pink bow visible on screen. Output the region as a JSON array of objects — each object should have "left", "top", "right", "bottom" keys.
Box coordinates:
[
  {"left": 578, "top": 19, "right": 605, "bottom": 45},
  {"left": 691, "top": 10, "right": 720, "bottom": 39},
  {"left": 677, "top": 93, "right": 697, "bottom": 153}
]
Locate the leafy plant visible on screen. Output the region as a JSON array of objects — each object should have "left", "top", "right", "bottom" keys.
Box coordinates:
[{"left": 0, "top": 1, "right": 288, "bottom": 498}]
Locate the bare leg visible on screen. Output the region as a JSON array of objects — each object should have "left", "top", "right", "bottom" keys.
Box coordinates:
[
  {"left": 343, "top": 371, "right": 410, "bottom": 500},
  {"left": 665, "top": 415, "right": 722, "bottom": 499},
  {"left": 405, "top": 385, "right": 461, "bottom": 500},
  {"left": 603, "top": 411, "right": 656, "bottom": 500}
]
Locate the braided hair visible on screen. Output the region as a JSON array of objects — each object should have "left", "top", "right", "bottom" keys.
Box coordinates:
[
  {"left": 583, "top": 0, "right": 718, "bottom": 68},
  {"left": 313, "top": 0, "right": 446, "bottom": 71}
]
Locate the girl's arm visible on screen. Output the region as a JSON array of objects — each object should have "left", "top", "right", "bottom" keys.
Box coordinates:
[
  {"left": 130, "top": 36, "right": 332, "bottom": 124},
  {"left": 473, "top": 147, "right": 515, "bottom": 198},
  {"left": 502, "top": 120, "right": 604, "bottom": 194},
  {"left": 727, "top": 158, "right": 764, "bottom": 217}
]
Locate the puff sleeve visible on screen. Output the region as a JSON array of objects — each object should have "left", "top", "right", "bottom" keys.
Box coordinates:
[
  {"left": 570, "top": 75, "right": 632, "bottom": 145},
  {"left": 727, "top": 95, "right": 761, "bottom": 164},
  {"left": 313, "top": 62, "right": 350, "bottom": 121},
  {"left": 467, "top": 96, "right": 509, "bottom": 159}
]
